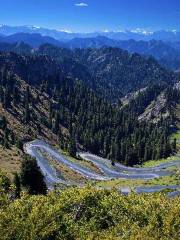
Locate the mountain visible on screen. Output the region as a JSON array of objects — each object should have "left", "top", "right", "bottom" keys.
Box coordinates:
[
  {"left": 0, "top": 30, "right": 180, "bottom": 70},
  {"left": 74, "top": 47, "right": 178, "bottom": 99},
  {"left": 0, "top": 38, "right": 179, "bottom": 100},
  {"left": 65, "top": 36, "right": 118, "bottom": 49},
  {"left": 115, "top": 39, "right": 179, "bottom": 58},
  {"left": 0, "top": 50, "right": 179, "bottom": 168},
  {"left": 103, "top": 30, "right": 180, "bottom": 42},
  {"left": 0, "top": 50, "right": 179, "bottom": 237},
  {"left": 1, "top": 32, "right": 180, "bottom": 71},
  {"left": 114, "top": 39, "right": 180, "bottom": 71},
  {"left": 170, "top": 41, "right": 180, "bottom": 50},
  {"left": 0, "top": 42, "right": 32, "bottom": 54},
  {"left": 151, "top": 30, "right": 180, "bottom": 42},
  {"left": 1, "top": 25, "right": 180, "bottom": 42},
  {"left": 61, "top": 37, "right": 180, "bottom": 71},
  {"left": 0, "top": 32, "right": 64, "bottom": 48},
  {"left": 38, "top": 45, "right": 178, "bottom": 100},
  {"left": 0, "top": 25, "right": 84, "bottom": 41}
]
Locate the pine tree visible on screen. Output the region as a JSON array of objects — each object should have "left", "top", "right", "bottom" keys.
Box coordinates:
[
  {"left": 20, "top": 155, "right": 47, "bottom": 195},
  {"left": 12, "top": 85, "right": 19, "bottom": 105},
  {"left": 16, "top": 138, "right": 23, "bottom": 150},
  {"left": 69, "top": 137, "right": 77, "bottom": 157},
  {"left": 24, "top": 101, "right": 30, "bottom": 123},
  {"left": 172, "top": 138, "right": 177, "bottom": 151},
  {"left": 0, "top": 86, "right": 4, "bottom": 102},
  {"left": 53, "top": 111, "right": 59, "bottom": 133},
  {"left": 13, "top": 172, "right": 21, "bottom": 198},
  {"left": 3, "top": 86, "right": 11, "bottom": 109},
  {"left": 0, "top": 171, "right": 10, "bottom": 193},
  {"left": 3, "top": 127, "right": 9, "bottom": 149}
]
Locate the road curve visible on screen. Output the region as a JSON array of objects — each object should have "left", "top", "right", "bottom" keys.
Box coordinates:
[{"left": 24, "top": 140, "right": 180, "bottom": 195}]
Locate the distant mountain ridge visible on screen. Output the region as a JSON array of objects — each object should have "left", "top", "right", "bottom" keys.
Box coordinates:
[
  {"left": 0, "top": 33, "right": 180, "bottom": 71},
  {"left": 0, "top": 32, "right": 62, "bottom": 48},
  {"left": 0, "top": 24, "right": 180, "bottom": 41}
]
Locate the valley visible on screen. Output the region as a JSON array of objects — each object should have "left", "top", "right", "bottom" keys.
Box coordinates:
[
  {"left": 0, "top": 47, "right": 180, "bottom": 192},
  {"left": 24, "top": 133, "right": 180, "bottom": 195},
  {"left": 1, "top": 2, "right": 180, "bottom": 239}
]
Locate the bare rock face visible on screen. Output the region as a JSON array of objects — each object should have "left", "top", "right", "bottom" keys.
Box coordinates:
[
  {"left": 138, "top": 93, "right": 169, "bottom": 123},
  {"left": 174, "top": 81, "right": 180, "bottom": 91}
]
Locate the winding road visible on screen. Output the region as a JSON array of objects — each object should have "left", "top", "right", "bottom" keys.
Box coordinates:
[{"left": 24, "top": 140, "right": 180, "bottom": 197}]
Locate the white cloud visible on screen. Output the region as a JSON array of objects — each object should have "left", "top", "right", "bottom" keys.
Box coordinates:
[{"left": 75, "top": 3, "right": 88, "bottom": 7}]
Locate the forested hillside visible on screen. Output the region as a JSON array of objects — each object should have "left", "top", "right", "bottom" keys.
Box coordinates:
[
  {"left": 38, "top": 45, "right": 178, "bottom": 101},
  {"left": 0, "top": 41, "right": 32, "bottom": 54},
  {"left": 0, "top": 43, "right": 179, "bottom": 101},
  {"left": 0, "top": 51, "right": 179, "bottom": 167},
  {"left": 64, "top": 38, "right": 180, "bottom": 71},
  {"left": 1, "top": 34, "right": 180, "bottom": 71}
]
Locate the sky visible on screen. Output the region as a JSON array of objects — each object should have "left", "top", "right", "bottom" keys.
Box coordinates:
[{"left": 0, "top": 0, "right": 180, "bottom": 32}]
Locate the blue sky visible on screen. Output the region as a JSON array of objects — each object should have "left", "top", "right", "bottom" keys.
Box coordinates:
[{"left": 0, "top": 0, "right": 180, "bottom": 32}]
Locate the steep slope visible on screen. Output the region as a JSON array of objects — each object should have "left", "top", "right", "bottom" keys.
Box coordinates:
[
  {"left": 0, "top": 42, "right": 32, "bottom": 54},
  {"left": 0, "top": 69, "right": 58, "bottom": 145},
  {"left": 1, "top": 33, "right": 180, "bottom": 71},
  {"left": 63, "top": 37, "right": 180, "bottom": 71},
  {"left": 61, "top": 38, "right": 180, "bottom": 71},
  {"left": 74, "top": 47, "right": 178, "bottom": 100},
  {"left": 0, "top": 51, "right": 179, "bottom": 172},
  {"left": 0, "top": 51, "right": 63, "bottom": 86},
  {"left": 38, "top": 45, "right": 178, "bottom": 101}
]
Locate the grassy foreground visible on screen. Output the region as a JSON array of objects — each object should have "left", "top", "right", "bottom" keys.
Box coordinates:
[
  {"left": 0, "top": 185, "right": 179, "bottom": 240},
  {"left": 0, "top": 145, "right": 22, "bottom": 179}
]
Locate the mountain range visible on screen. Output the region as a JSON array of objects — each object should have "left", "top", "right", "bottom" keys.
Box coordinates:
[
  {"left": 0, "top": 49, "right": 179, "bottom": 164},
  {"left": 1, "top": 25, "right": 180, "bottom": 42},
  {"left": 0, "top": 33, "right": 180, "bottom": 71},
  {"left": 0, "top": 27, "right": 180, "bottom": 169},
  {"left": 37, "top": 45, "right": 178, "bottom": 100}
]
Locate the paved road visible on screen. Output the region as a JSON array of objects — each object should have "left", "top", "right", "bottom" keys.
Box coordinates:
[
  {"left": 135, "top": 185, "right": 179, "bottom": 193},
  {"left": 79, "top": 153, "right": 179, "bottom": 177},
  {"left": 24, "top": 139, "right": 180, "bottom": 196},
  {"left": 168, "top": 190, "right": 180, "bottom": 198},
  {"left": 24, "top": 140, "right": 111, "bottom": 183}
]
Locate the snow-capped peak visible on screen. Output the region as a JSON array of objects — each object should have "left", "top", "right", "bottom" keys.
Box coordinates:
[
  {"left": 102, "top": 29, "right": 110, "bottom": 33},
  {"left": 58, "top": 29, "right": 73, "bottom": 33},
  {"left": 172, "top": 29, "right": 177, "bottom": 34},
  {"left": 130, "top": 28, "right": 153, "bottom": 35},
  {"left": 24, "top": 25, "right": 41, "bottom": 30}
]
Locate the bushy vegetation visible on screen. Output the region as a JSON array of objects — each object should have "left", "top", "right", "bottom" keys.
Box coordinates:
[{"left": 0, "top": 173, "right": 179, "bottom": 240}]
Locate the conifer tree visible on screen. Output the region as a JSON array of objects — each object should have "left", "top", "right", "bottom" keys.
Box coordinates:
[
  {"left": 13, "top": 172, "right": 21, "bottom": 198},
  {"left": 69, "top": 137, "right": 77, "bottom": 157},
  {"left": 20, "top": 155, "right": 47, "bottom": 195}
]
